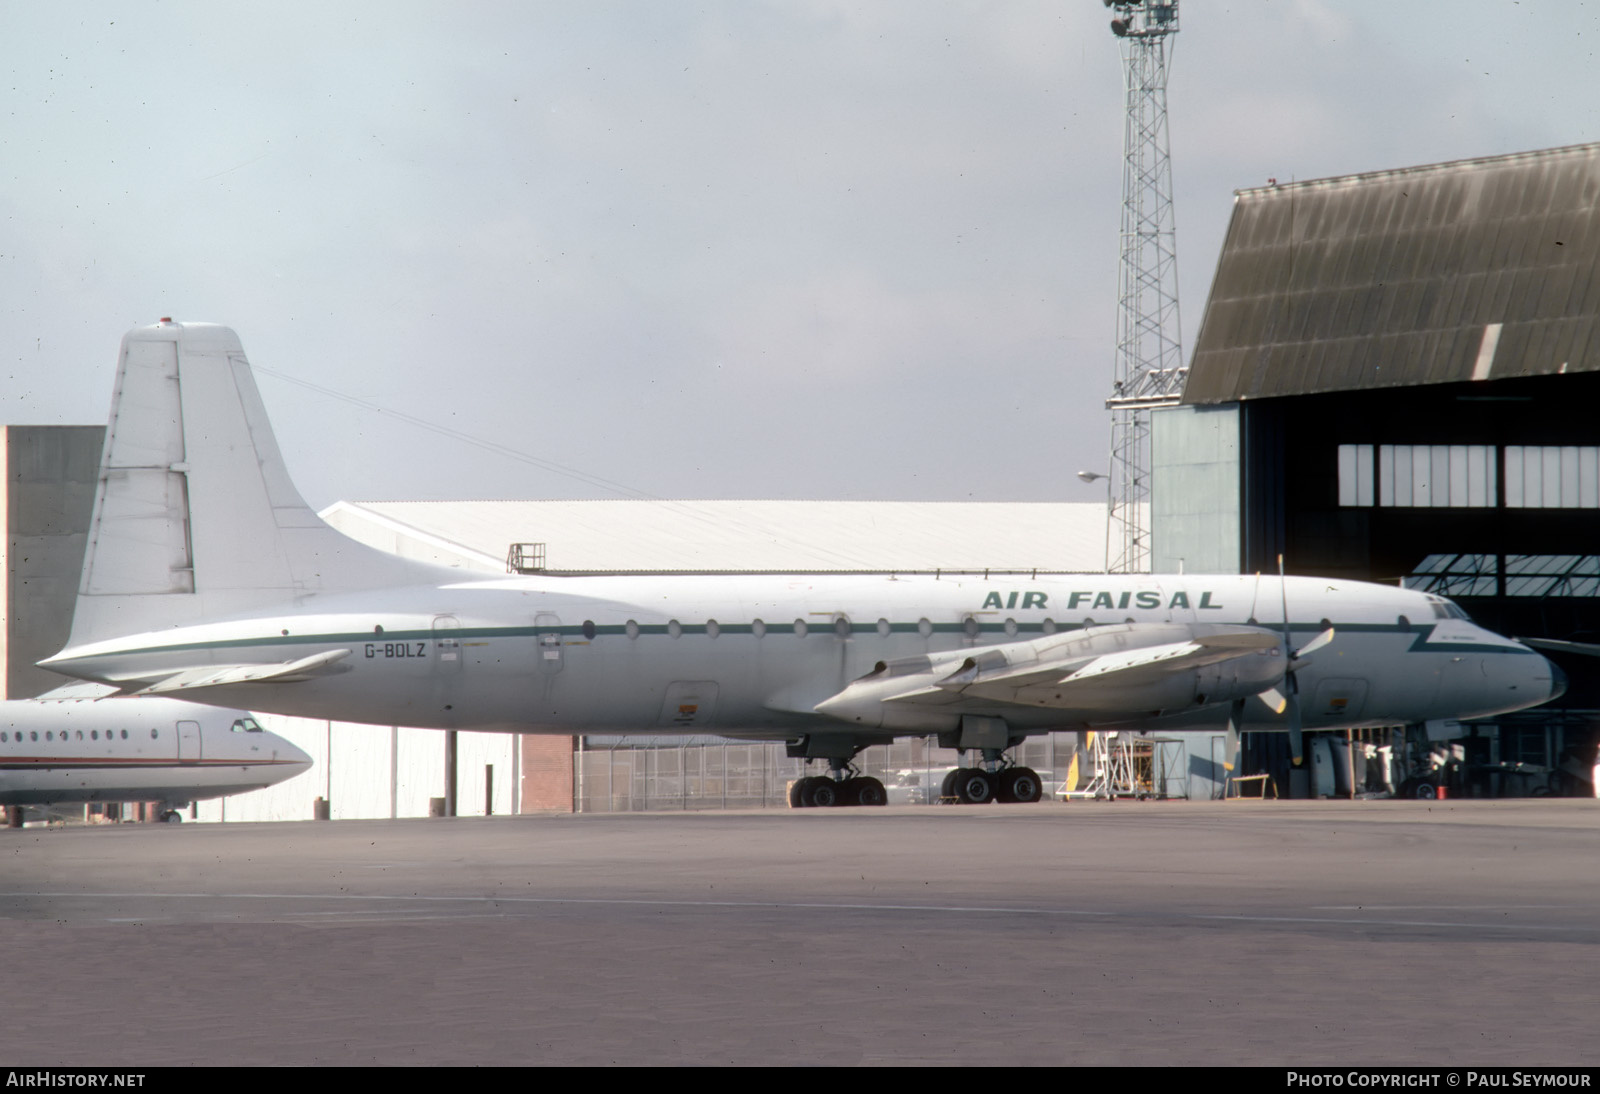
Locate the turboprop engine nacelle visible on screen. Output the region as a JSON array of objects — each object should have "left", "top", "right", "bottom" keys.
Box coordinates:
[{"left": 813, "top": 623, "right": 1290, "bottom": 731}]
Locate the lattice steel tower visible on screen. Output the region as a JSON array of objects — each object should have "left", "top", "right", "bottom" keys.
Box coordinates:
[{"left": 1103, "top": 1, "right": 1184, "bottom": 574}]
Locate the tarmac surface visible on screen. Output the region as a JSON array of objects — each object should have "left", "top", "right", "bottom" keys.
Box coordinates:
[{"left": 3, "top": 799, "right": 1598, "bottom": 1066}]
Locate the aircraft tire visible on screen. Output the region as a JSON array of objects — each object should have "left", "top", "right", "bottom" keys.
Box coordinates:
[
  {"left": 811, "top": 779, "right": 842, "bottom": 808},
  {"left": 1002, "top": 767, "right": 1043, "bottom": 804},
  {"left": 939, "top": 769, "right": 959, "bottom": 801},
  {"left": 797, "top": 776, "right": 824, "bottom": 807},
  {"left": 789, "top": 779, "right": 808, "bottom": 809},
  {"left": 957, "top": 769, "right": 995, "bottom": 805},
  {"left": 1412, "top": 782, "right": 1438, "bottom": 800},
  {"left": 854, "top": 777, "right": 887, "bottom": 807}
]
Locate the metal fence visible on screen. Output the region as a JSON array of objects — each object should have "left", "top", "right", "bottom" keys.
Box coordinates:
[{"left": 574, "top": 732, "right": 1086, "bottom": 812}]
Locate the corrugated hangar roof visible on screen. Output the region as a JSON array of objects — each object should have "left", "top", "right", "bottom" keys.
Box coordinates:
[
  {"left": 1185, "top": 142, "right": 1600, "bottom": 404},
  {"left": 320, "top": 499, "right": 1110, "bottom": 574}
]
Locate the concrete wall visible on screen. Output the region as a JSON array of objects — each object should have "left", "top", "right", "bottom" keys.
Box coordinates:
[
  {"left": 1150, "top": 404, "right": 1241, "bottom": 576},
  {"left": 4, "top": 425, "right": 104, "bottom": 699},
  {"left": 196, "top": 717, "right": 525, "bottom": 822}
]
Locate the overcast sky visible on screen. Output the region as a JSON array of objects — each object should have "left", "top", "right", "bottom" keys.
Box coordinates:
[{"left": 2, "top": 1, "right": 1595, "bottom": 508}]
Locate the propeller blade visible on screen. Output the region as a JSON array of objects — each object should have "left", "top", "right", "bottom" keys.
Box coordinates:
[
  {"left": 1222, "top": 698, "right": 1245, "bottom": 772},
  {"left": 1258, "top": 687, "right": 1288, "bottom": 715},
  {"left": 1296, "top": 627, "right": 1336, "bottom": 660},
  {"left": 1286, "top": 673, "right": 1305, "bottom": 767}
]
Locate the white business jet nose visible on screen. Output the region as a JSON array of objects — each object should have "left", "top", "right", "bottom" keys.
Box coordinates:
[{"left": 270, "top": 738, "right": 315, "bottom": 781}]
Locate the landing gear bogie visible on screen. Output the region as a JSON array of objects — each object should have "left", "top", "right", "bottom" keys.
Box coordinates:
[
  {"left": 789, "top": 773, "right": 887, "bottom": 808},
  {"left": 942, "top": 762, "right": 1044, "bottom": 805}
]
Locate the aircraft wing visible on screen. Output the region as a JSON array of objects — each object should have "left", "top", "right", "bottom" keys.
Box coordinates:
[
  {"left": 1519, "top": 637, "right": 1600, "bottom": 657},
  {"left": 133, "top": 648, "right": 354, "bottom": 695},
  {"left": 33, "top": 680, "right": 123, "bottom": 701},
  {"left": 814, "top": 624, "right": 1289, "bottom": 728}
]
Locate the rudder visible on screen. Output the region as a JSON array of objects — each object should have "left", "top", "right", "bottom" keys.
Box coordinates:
[{"left": 63, "top": 320, "right": 436, "bottom": 649}]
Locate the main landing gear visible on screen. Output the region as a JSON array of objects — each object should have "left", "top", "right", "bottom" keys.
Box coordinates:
[
  {"left": 940, "top": 750, "right": 1044, "bottom": 805},
  {"left": 789, "top": 767, "right": 888, "bottom": 808}
]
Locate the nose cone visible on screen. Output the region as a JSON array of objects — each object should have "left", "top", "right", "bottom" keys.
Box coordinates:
[
  {"left": 269, "top": 738, "right": 315, "bottom": 783},
  {"left": 1545, "top": 658, "right": 1569, "bottom": 703}
]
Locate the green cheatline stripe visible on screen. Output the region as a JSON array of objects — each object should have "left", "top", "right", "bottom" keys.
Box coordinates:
[{"left": 73, "top": 618, "right": 1535, "bottom": 663}]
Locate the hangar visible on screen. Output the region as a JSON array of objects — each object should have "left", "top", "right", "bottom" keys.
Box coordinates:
[{"left": 1153, "top": 141, "right": 1600, "bottom": 798}]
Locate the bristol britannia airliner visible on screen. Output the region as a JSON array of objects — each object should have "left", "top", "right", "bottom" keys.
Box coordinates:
[{"left": 39, "top": 323, "right": 1564, "bottom": 806}]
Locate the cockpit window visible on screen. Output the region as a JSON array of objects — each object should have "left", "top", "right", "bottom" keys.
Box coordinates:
[
  {"left": 1426, "top": 595, "right": 1472, "bottom": 621},
  {"left": 231, "top": 717, "right": 264, "bottom": 734}
]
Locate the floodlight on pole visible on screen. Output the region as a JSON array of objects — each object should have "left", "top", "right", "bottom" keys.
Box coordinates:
[{"left": 1101, "top": 0, "right": 1185, "bottom": 575}]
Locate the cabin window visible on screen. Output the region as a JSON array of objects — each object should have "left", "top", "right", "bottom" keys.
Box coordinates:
[
  {"left": 581, "top": 620, "right": 597, "bottom": 640},
  {"left": 752, "top": 619, "right": 766, "bottom": 638},
  {"left": 1042, "top": 618, "right": 1057, "bottom": 634},
  {"left": 625, "top": 620, "right": 639, "bottom": 640},
  {"left": 876, "top": 618, "right": 891, "bottom": 638},
  {"left": 917, "top": 618, "right": 933, "bottom": 638},
  {"left": 667, "top": 619, "right": 682, "bottom": 638},
  {"left": 119, "top": 730, "right": 127, "bottom": 740},
  {"left": 793, "top": 619, "right": 808, "bottom": 637},
  {"left": 705, "top": 620, "right": 720, "bottom": 639},
  {"left": 963, "top": 617, "right": 980, "bottom": 638},
  {"left": 150, "top": 728, "right": 159, "bottom": 739},
  {"left": 833, "top": 616, "right": 851, "bottom": 639},
  {"left": 1004, "top": 618, "right": 1018, "bottom": 637}
]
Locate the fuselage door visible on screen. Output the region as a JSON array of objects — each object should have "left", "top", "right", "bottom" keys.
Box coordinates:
[
  {"left": 658, "top": 681, "right": 719, "bottom": 728},
  {"left": 176, "top": 720, "right": 201, "bottom": 763},
  {"left": 433, "top": 615, "right": 463, "bottom": 675},
  {"left": 1311, "top": 678, "right": 1369, "bottom": 724},
  {"left": 535, "top": 612, "right": 563, "bottom": 674}
]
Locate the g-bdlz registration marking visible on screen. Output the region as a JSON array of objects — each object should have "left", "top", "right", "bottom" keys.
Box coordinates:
[{"left": 365, "top": 642, "right": 427, "bottom": 659}]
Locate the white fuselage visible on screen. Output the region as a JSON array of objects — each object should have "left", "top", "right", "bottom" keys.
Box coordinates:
[
  {"left": 0, "top": 697, "right": 312, "bottom": 807},
  {"left": 43, "top": 572, "right": 1561, "bottom": 740}
]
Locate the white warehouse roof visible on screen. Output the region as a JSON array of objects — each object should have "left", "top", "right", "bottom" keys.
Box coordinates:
[{"left": 319, "top": 499, "right": 1111, "bottom": 574}]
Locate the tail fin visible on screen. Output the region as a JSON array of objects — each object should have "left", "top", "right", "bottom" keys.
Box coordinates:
[{"left": 63, "top": 320, "right": 438, "bottom": 648}]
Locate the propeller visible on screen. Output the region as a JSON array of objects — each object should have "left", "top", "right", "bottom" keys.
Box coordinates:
[
  {"left": 1222, "top": 697, "right": 1246, "bottom": 773},
  {"left": 1257, "top": 557, "right": 1335, "bottom": 767}
]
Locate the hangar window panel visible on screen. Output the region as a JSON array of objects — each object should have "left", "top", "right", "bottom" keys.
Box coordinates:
[
  {"left": 1505, "top": 556, "right": 1600, "bottom": 598},
  {"left": 1415, "top": 555, "right": 1600, "bottom": 598},
  {"left": 1337, "top": 444, "right": 1375, "bottom": 506},
  {"left": 1373, "top": 445, "right": 1496, "bottom": 508},
  {"left": 1505, "top": 446, "right": 1600, "bottom": 508}
]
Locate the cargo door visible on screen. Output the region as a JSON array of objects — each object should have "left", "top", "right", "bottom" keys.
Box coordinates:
[{"left": 657, "top": 681, "right": 719, "bottom": 729}]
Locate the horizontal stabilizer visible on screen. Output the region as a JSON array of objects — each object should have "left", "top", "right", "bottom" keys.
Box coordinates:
[{"left": 137, "top": 648, "right": 353, "bottom": 695}]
